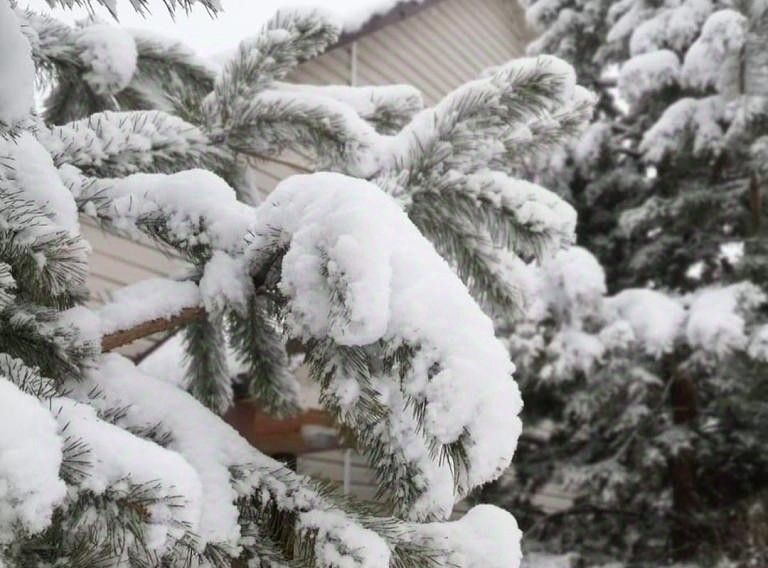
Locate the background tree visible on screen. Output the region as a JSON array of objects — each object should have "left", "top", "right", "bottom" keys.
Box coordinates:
[
  {"left": 1, "top": 1, "right": 594, "bottom": 566},
  {"left": 486, "top": 0, "right": 768, "bottom": 565}
]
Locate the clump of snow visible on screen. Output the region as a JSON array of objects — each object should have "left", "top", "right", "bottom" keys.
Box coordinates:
[
  {"left": 606, "top": 289, "right": 685, "bottom": 356},
  {"left": 102, "top": 169, "right": 256, "bottom": 252},
  {"left": 0, "top": 132, "right": 80, "bottom": 233},
  {"left": 69, "top": 353, "right": 393, "bottom": 564},
  {"left": 464, "top": 172, "right": 577, "bottom": 257},
  {"left": 543, "top": 329, "right": 605, "bottom": 379},
  {"left": 53, "top": 397, "right": 203, "bottom": 554},
  {"left": 685, "top": 283, "right": 766, "bottom": 356},
  {"left": 199, "top": 251, "right": 249, "bottom": 314},
  {"left": 274, "top": 82, "right": 424, "bottom": 125},
  {"left": 682, "top": 10, "right": 747, "bottom": 90},
  {"left": 619, "top": 50, "right": 681, "bottom": 106},
  {"left": 299, "top": 509, "right": 391, "bottom": 566},
  {"left": 0, "top": 1, "right": 34, "bottom": 128},
  {"left": 640, "top": 96, "right": 725, "bottom": 162},
  {"left": 249, "top": 173, "right": 522, "bottom": 518},
  {"left": 629, "top": 0, "right": 714, "bottom": 56},
  {"left": 0, "top": 379, "right": 66, "bottom": 544},
  {"left": 572, "top": 121, "right": 611, "bottom": 171},
  {"left": 748, "top": 325, "right": 768, "bottom": 362},
  {"left": 76, "top": 23, "right": 138, "bottom": 95},
  {"left": 534, "top": 246, "right": 606, "bottom": 327},
  {"left": 98, "top": 279, "right": 201, "bottom": 336},
  {"left": 421, "top": 504, "right": 522, "bottom": 568}
]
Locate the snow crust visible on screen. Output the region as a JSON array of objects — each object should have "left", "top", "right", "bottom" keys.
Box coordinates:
[
  {"left": 0, "top": 1, "right": 34, "bottom": 127},
  {"left": 0, "top": 379, "right": 66, "bottom": 544}
]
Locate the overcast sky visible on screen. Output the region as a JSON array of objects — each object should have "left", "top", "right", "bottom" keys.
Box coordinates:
[{"left": 23, "top": 0, "right": 402, "bottom": 55}]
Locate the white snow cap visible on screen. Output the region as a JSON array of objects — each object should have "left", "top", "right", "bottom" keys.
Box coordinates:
[
  {"left": 686, "top": 282, "right": 766, "bottom": 356},
  {"left": 0, "top": 132, "right": 80, "bottom": 233},
  {"left": 422, "top": 504, "right": 523, "bottom": 568},
  {"left": 619, "top": 50, "right": 681, "bottom": 106},
  {"left": 0, "top": 1, "right": 34, "bottom": 127},
  {"left": 76, "top": 23, "right": 138, "bottom": 94},
  {"left": 0, "top": 379, "right": 66, "bottom": 544},
  {"left": 538, "top": 246, "right": 607, "bottom": 323},
  {"left": 683, "top": 9, "right": 747, "bottom": 90},
  {"left": 606, "top": 288, "right": 685, "bottom": 356}
]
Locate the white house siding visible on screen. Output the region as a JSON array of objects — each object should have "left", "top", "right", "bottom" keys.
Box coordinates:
[{"left": 84, "top": 0, "right": 530, "bottom": 512}]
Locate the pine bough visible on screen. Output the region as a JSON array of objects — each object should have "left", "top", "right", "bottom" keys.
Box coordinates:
[{"left": 1, "top": 2, "right": 594, "bottom": 566}]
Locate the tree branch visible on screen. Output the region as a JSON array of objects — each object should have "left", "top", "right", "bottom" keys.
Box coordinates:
[{"left": 101, "top": 307, "right": 205, "bottom": 352}]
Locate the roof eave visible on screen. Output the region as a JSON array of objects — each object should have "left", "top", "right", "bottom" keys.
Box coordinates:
[{"left": 335, "top": 0, "right": 447, "bottom": 48}]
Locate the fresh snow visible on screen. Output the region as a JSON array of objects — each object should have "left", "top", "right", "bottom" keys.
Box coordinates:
[
  {"left": 98, "top": 278, "right": 201, "bottom": 335},
  {"left": 606, "top": 289, "right": 686, "bottom": 356},
  {"left": 682, "top": 10, "right": 747, "bottom": 90},
  {"left": 0, "top": 379, "right": 66, "bottom": 544},
  {"left": 53, "top": 397, "right": 204, "bottom": 555},
  {"left": 0, "top": 132, "right": 80, "bottom": 233},
  {"left": 619, "top": 50, "right": 681, "bottom": 106},
  {"left": 76, "top": 23, "right": 138, "bottom": 94},
  {"left": 0, "top": 0, "right": 34, "bottom": 128},
  {"left": 249, "top": 172, "right": 523, "bottom": 518},
  {"left": 685, "top": 283, "right": 766, "bottom": 356}
]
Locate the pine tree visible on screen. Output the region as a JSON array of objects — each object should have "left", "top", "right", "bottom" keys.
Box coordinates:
[
  {"left": 483, "top": 0, "right": 768, "bottom": 565},
  {"left": 1, "top": 1, "right": 593, "bottom": 566}
]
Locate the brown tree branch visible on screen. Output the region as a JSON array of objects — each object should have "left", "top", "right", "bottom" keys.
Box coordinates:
[{"left": 101, "top": 306, "right": 205, "bottom": 352}]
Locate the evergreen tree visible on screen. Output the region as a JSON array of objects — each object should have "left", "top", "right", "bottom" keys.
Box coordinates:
[
  {"left": 490, "top": 247, "right": 768, "bottom": 565},
  {"left": 484, "top": 1, "right": 768, "bottom": 565},
  {"left": 1, "top": 1, "right": 593, "bottom": 566}
]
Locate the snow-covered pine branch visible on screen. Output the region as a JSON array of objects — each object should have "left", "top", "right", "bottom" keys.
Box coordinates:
[
  {"left": 23, "top": 5, "right": 593, "bottom": 319},
  {"left": 0, "top": 1, "right": 585, "bottom": 564}
]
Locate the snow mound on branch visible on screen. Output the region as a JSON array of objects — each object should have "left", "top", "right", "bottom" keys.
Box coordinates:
[
  {"left": 606, "top": 288, "right": 685, "bottom": 356},
  {"left": 683, "top": 10, "right": 747, "bottom": 90},
  {"left": 71, "top": 354, "right": 394, "bottom": 565},
  {"left": 629, "top": 0, "right": 714, "bottom": 56},
  {"left": 538, "top": 246, "right": 606, "bottom": 322},
  {"left": 640, "top": 96, "right": 725, "bottom": 162},
  {"left": 98, "top": 279, "right": 201, "bottom": 336},
  {"left": 107, "top": 169, "right": 255, "bottom": 252},
  {"left": 0, "top": 132, "right": 79, "bottom": 233},
  {"left": 748, "top": 325, "right": 768, "bottom": 362},
  {"left": 0, "top": 1, "right": 34, "bottom": 128},
  {"left": 686, "top": 283, "right": 766, "bottom": 356},
  {"left": 422, "top": 504, "right": 522, "bottom": 568},
  {"left": 76, "top": 24, "right": 138, "bottom": 94},
  {"left": 251, "top": 173, "right": 522, "bottom": 512},
  {"left": 619, "top": 50, "right": 681, "bottom": 106},
  {"left": 53, "top": 398, "right": 203, "bottom": 554},
  {"left": 0, "top": 379, "right": 66, "bottom": 544}
]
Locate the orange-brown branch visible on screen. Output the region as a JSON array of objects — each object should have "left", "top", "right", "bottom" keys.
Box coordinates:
[{"left": 101, "top": 306, "right": 205, "bottom": 352}]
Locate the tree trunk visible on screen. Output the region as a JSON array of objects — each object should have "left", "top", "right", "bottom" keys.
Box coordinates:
[{"left": 666, "top": 356, "right": 700, "bottom": 560}]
